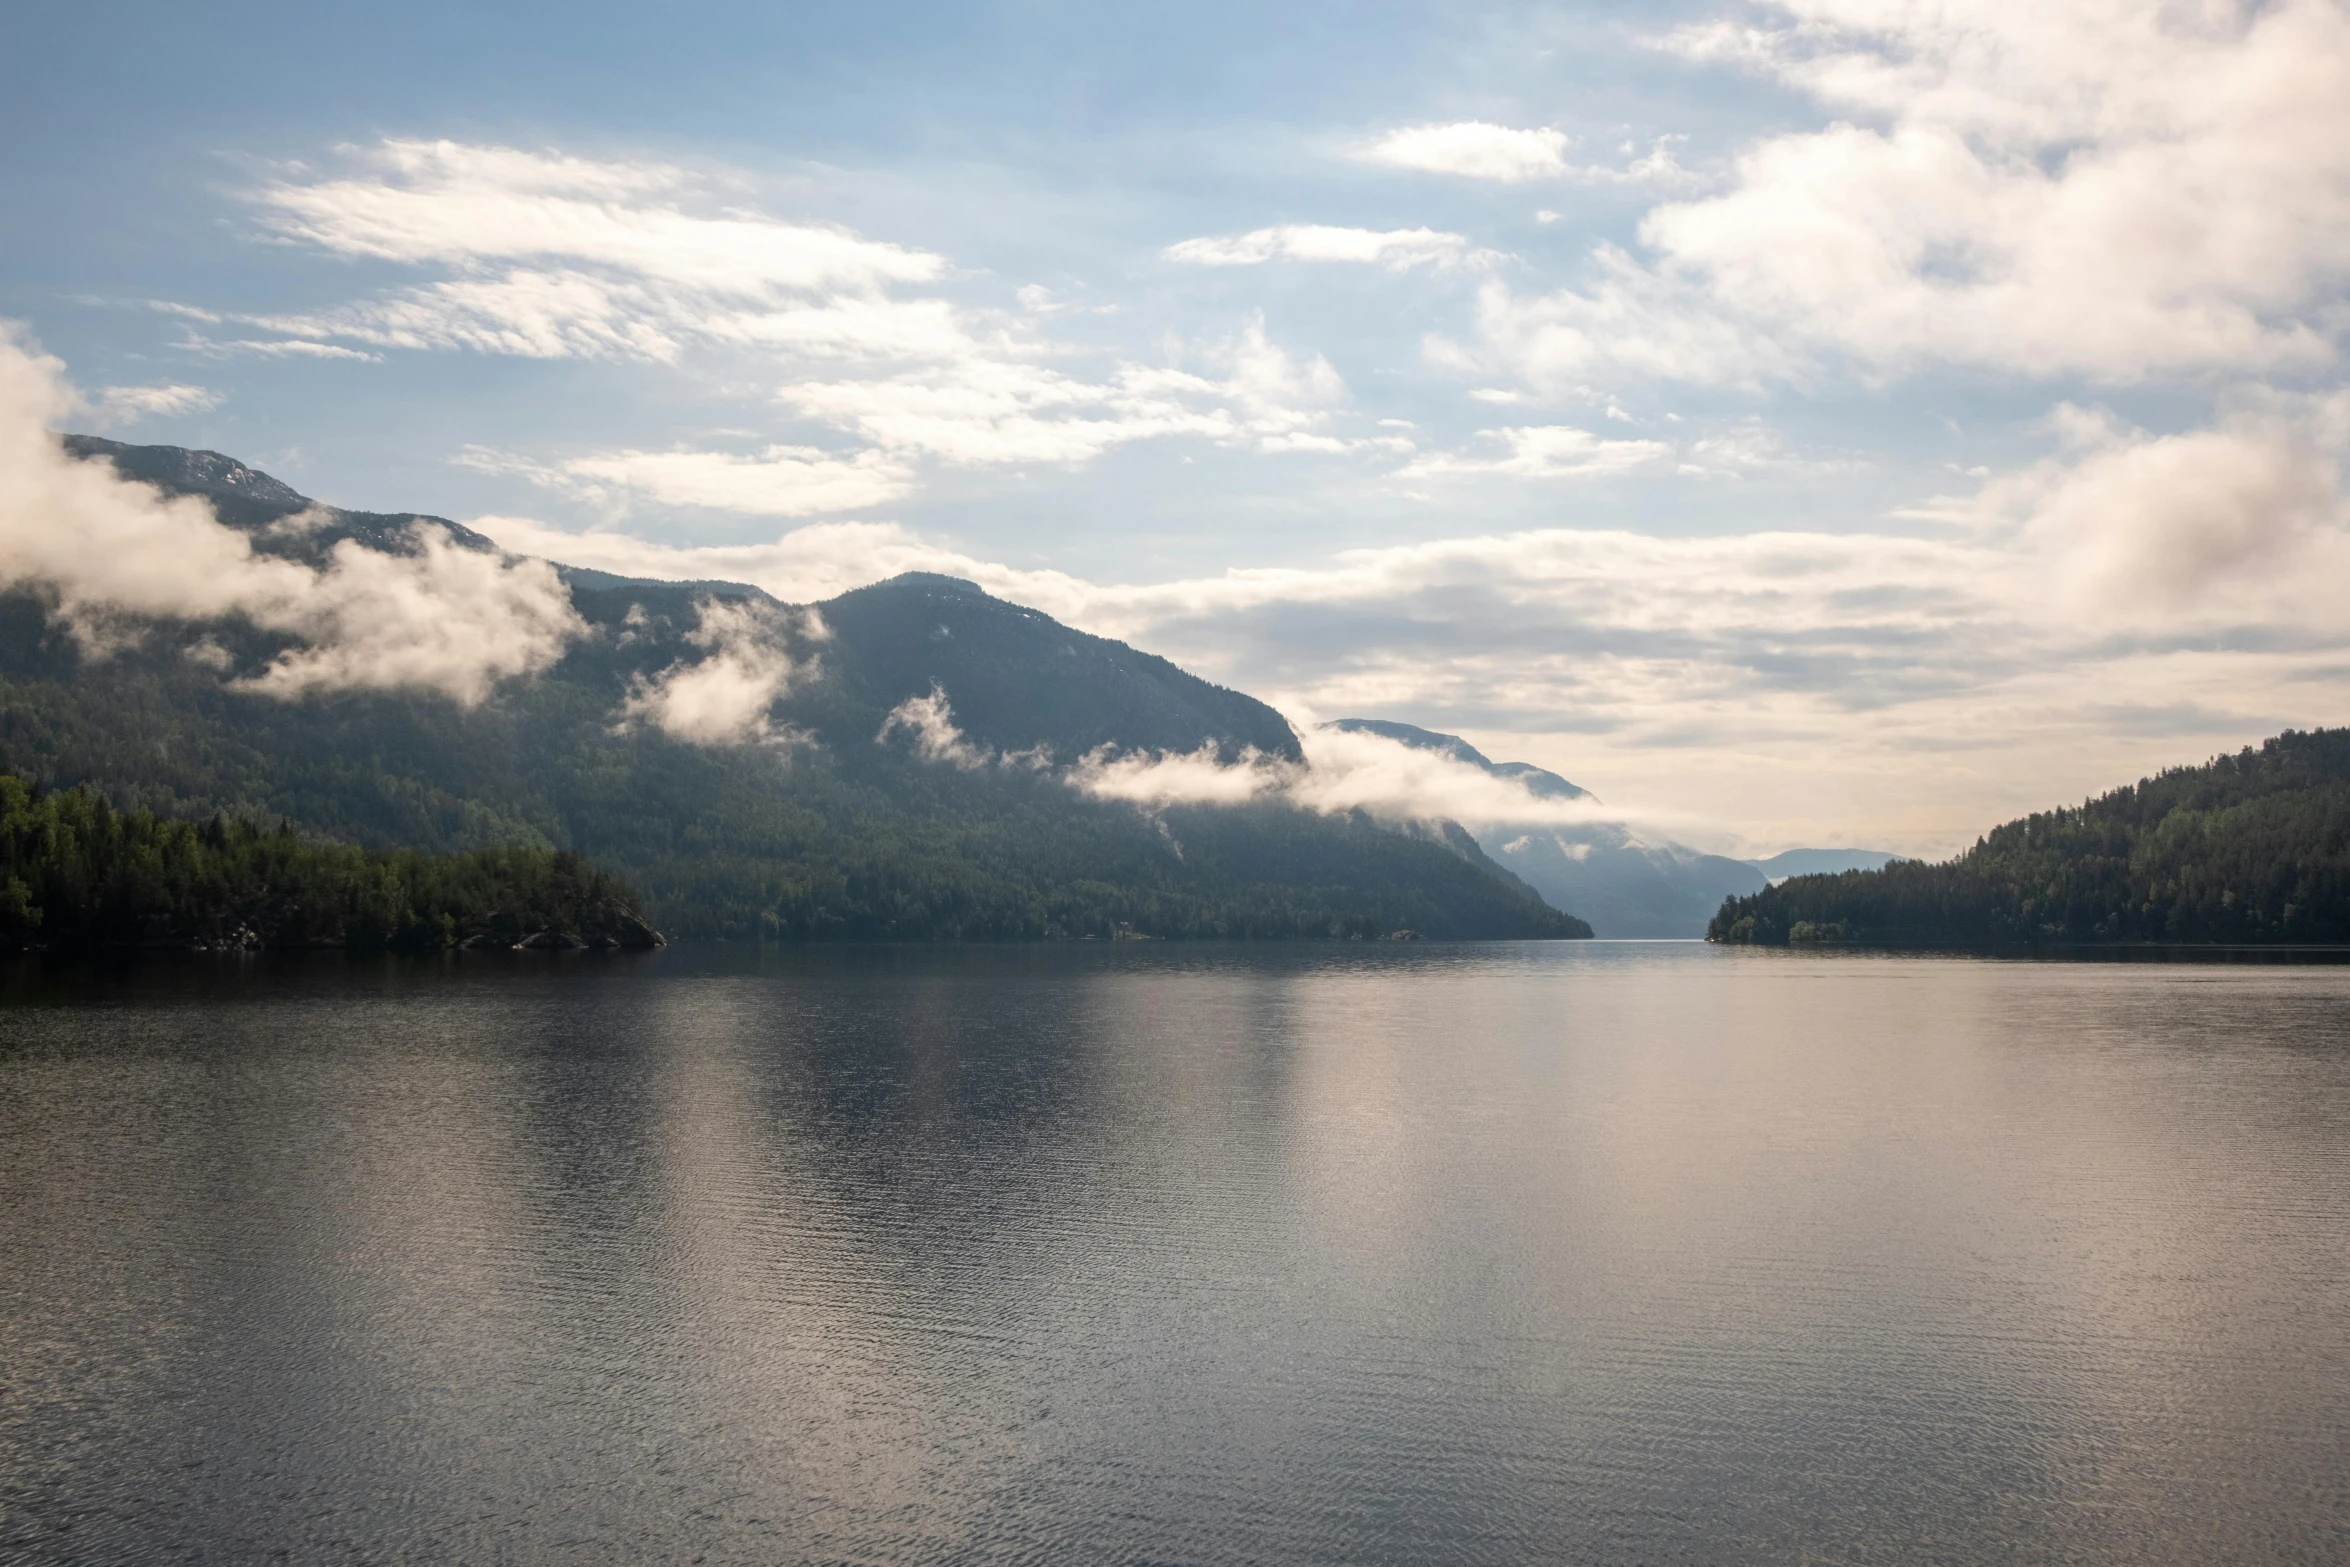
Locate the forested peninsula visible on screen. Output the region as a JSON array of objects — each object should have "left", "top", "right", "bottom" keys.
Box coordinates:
[
  {"left": 0, "top": 773, "right": 662, "bottom": 953},
  {"left": 1710, "top": 728, "right": 2350, "bottom": 949}
]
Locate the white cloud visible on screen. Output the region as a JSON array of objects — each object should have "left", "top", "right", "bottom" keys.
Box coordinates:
[
  {"left": 463, "top": 443, "right": 912, "bottom": 517},
  {"left": 254, "top": 139, "right": 942, "bottom": 296},
  {"left": 1358, "top": 123, "right": 1572, "bottom": 182},
  {"left": 95, "top": 384, "right": 222, "bottom": 423},
  {"left": 1480, "top": 0, "right": 2350, "bottom": 385},
  {"left": 1165, "top": 225, "right": 1490, "bottom": 272},
  {"left": 1921, "top": 398, "right": 2349, "bottom": 625},
  {"left": 618, "top": 596, "right": 806, "bottom": 744},
  {"left": 221, "top": 139, "right": 1403, "bottom": 493},
  {"left": 876, "top": 685, "right": 1003, "bottom": 771},
  {"left": 189, "top": 335, "right": 381, "bottom": 362},
  {"left": 1396, "top": 425, "right": 1673, "bottom": 480},
  {"left": 884, "top": 682, "right": 1624, "bottom": 826},
  {"left": 777, "top": 316, "right": 1364, "bottom": 466},
  {"left": 1455, "top": 249, "right": 1798, "bottom": 390},
  {"left": 0, "top": 327, "right": 581, "bottom": 705}
]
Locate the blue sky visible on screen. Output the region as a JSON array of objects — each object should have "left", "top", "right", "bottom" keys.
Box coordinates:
[{"left": 5, "top": 0, "right": 2349, "bottom": 852}]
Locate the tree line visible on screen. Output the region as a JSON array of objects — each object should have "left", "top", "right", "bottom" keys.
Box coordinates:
[
  {"left": 1711, "top": 728, "right": 2350, "bottom": 948},
  {"left": 0, "top": 772, "right": 660, "bottom": 952}
]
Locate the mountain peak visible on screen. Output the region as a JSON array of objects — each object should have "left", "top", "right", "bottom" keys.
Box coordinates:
[
  {"left": 1332, "top": 718, "right": 1588, "bottom": 800},
  {"left": 871, "top": 572, "right": 989, "bottom": 597},
  {"left": 62, "top": 434, "right": 312, "bottom": 521},
  {"left": 60, "top": 434, "right": 498, "bottom": 558}
]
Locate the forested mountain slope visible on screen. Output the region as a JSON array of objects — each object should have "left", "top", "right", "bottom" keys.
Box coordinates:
[
  {"left": 1710, "top": 728, "right": 2350, "bottom": 947},
  {"left": 0, "top": 439, "right": 1584, "bottom": 942}
]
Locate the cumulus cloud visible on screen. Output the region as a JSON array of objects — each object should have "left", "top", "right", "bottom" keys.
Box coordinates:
[
  {"left": 1165, "top": 225, "right": 1491, "bottom": 272},
  {"left": 618, "top": 596, "right": 807, "bottom": 744},
  {"left": 1474, "top": 0, "right": 2350, "bottom": 385},
  {"left": 1358, "top": 123, "right": 1572, "bottom": 182},
  {"left": 1920, "top": 399, "right": 2350, "bottom": 623},
  {"left": 0, "top": 327, "right": 580, "bottom": 705},
  {"left": 95, "top": 384, "right": 222, "bottom": 423}
]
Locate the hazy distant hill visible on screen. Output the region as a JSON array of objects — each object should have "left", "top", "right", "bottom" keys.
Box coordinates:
[
  {"left": 1328, "top": 720, "right": 1899, "bottom": 935},
  {"left": 1330, "top": 719, "right": 1758, "bottom": 936},
  {"left": 1711, "top": 729, "right": 2350, "bottom": 947},
  {"left": 0, "top": 439, "right": 1584, "bottom": 942}
]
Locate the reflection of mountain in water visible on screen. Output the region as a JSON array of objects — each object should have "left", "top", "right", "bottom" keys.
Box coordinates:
[{"left": 1330, "top": 720, "right": 1889, "bottom": 938}]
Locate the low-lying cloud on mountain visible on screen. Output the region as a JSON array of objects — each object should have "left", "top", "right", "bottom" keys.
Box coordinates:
[
  {"left": 879, "top": 686, "right": 1655, "bottom": 832},
  {"left": 0, "top": 330, "right": 580, "bottom": 704}
]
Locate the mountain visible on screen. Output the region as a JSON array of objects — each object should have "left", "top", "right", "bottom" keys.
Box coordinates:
[
  {"left": 1330, "top": 720, "right": 1897, "bottom": 935},
  {"left": 1711, "top": 729, "right": 2350, "bottom": 947},
  {"left": 59, "top": 434, "right": 504, "bottom": 562},
  {"left": 1331, "top": 719, "right": 1767, "bottom": 937},
  {"left": 2, "top": 439, "right": 1586, "bottom": 942},
  {"left": 823, "top": 572, "right": 1299, "bottom": 763}
]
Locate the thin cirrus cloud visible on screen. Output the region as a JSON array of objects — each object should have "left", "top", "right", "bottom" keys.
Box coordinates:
[
  {"left": 210, "top": 139, "right": 1399, "bottom": 500},
  {"left": 1457, "top": 0, "right": 2350, "bottom": 388},
  {"left": 95, "top": 383, "right": 222, "bottom": 423},
  {"left": 460, "top": 443, "right": 915, "bottom": 517},
  {"left": 251, "top": 138, "right": 945, "bottom": 296},
  {"left": 1164, "top": 224, "right": 1491, "bottom": 272}
]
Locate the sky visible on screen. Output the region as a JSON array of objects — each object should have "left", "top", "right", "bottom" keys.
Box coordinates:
[{"left": 4, "top": 0, "right": 2348, "bottom": 855}]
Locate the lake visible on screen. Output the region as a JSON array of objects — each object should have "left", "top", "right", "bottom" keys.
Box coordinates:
[{"left": 2, "top": 942, "right": 2345, "bottom": 1565}]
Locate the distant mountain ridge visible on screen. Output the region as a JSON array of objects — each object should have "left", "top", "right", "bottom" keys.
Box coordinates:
[
  {"left": 0, "top": 437, "right": 1585, "bottom": 942},
  {"left": 1332, "top": 718, "right": 1892, "bottom": 936},
  {"left": 59, "top": 434, "right": 503, "bottom": 561}
]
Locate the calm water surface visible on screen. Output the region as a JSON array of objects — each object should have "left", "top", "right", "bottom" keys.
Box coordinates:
[{"left": 1, "top": 942, "right": 2346, "bottom": 1565}]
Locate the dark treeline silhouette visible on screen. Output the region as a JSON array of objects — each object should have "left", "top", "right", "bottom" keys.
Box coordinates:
[
  {"left": 0, "top": 773, "right": 661, "bottom": 952},
  {"left": 1711, "top": 728, "right": 2350, "bottom": 948}
]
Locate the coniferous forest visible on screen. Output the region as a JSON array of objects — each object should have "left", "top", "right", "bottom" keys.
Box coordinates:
[
  {"left": 0, "top": 772, "right": 661, "bottom": 952},
  {"left": 1710, "top": 728, "right": 2350, "bottom": 948}
]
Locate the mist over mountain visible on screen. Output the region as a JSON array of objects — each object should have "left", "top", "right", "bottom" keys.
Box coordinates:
[
  {"left": 1330, "top": 719, "right": 1891, "bottom": 937},
  {"left": 0, "top": 437, "right": 1585, "bottom": 941}
]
